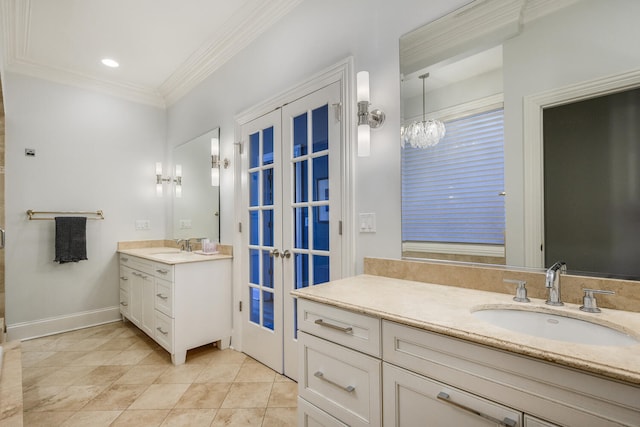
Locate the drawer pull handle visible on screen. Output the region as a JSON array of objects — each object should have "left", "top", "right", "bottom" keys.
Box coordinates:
[
  {"left": 156, "top": 269, "right": 169, "bottom": 274},
  {"left": 314, "top": 319, "right": 353, "bottom": 334},
  {"left": 436, "top": 392, "right": 517, "bottom": 427},
  {"left": 314, "top": 371, "right": 355, "bottom": 393},
  {"left": 120, "top": 257, "right": 129, "bottom": 262},
  {"left": 120, "top": 276, "right": 128, "bottom": 281},
  {"left": 156, "top": 293, "right": 168, "bottom": 300},
  {"left": 120, "top": 302, "right": 128, "bottom": 306},
  {"left": 156, "top": 327, "right": 169, "bottom": 335}
]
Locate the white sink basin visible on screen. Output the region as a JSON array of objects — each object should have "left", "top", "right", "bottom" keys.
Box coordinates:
[
  {"left": 472, "top": 308, "right": 638, "bottom": 346},
  {"left": 151, "top": 252, "right": 197, "bottom": 262}
]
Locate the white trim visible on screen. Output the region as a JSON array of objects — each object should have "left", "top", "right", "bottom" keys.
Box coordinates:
[
  {"left": 403, "top": 242, "right": 504, "bottom": 258},
  {"left": 523, "top": 69, "right": 640, "bottom": 268},
  {"left": 402, "top": 93, "right": 503, "bottom": 126},
  {"left": 6, "top": 306, "right": 122, "bottom": 341}
]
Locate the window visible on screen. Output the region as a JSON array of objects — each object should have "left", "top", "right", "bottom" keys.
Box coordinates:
[{"left": 402, "top": 107, "right": 505, "bottom": 255}]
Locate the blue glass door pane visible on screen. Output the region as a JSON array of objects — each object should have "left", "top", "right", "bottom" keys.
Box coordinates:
[
  {"left": 313, "top": 206, "right": 329, "bottom": 251},
  {"left": 294, "top": 207, "right": 309, "bottom": 249},
  {"left": 249, "top": 172, "right": 259, "bottom": 207},
  {"left": 294, "top": 160, "right": 308, "bottom": 203},
  {"left": 263, "top": 169, "right": 273, "bottom": 206},
  {"left": 294, "top": 253, "right": 309, "bottom": 289},
  {"left": 249, "top": 249, "right": 259, "bottom": 284},
  {"left": 262, "top": 250, "right": 273, "bottom": 289},
  {"left": 250, "top": 132, "right": 260, "bottom": 168},
  {"left": 263, "top": 291, "right": 274, "bottom": 330},
  {"left": 263, "top": 127, "right": 274, "bottom": 165},
  {"left": 313, "top": 255, "right": 330, "bottom": 285},
  {"left": 312, "top": 105, "right": 329, "bottom": 152},
  {"left": 312, "top": 156, "right": 328, "bottom": 201},
  {"left": 249, "top": 287, "right": 260, "bottom": 324},
  {"left": 249, "top": 211, "right": 259, "bottom": 246},
  {"left": 262, "top": 210, "right": 273, "bottom": 246},
  {"left": 293, "top": 113, "right": 308, "bottom": 158}
]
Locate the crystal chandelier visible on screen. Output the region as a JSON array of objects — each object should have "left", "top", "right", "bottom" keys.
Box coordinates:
[{"left": 402, "top": 73, "right": 446, "bottom": 148}]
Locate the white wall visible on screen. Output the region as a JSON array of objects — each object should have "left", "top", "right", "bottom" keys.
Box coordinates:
[{"left": 4, "top": 73, "right": 167, "bottom": 338}]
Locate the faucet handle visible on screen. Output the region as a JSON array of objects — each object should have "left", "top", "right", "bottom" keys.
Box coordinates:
[
  {"left": 504, "top": 279, "right": 530, "bottom": 303},
  {"left": 580, "top": 288, "right": 615, "bottom": 313}
]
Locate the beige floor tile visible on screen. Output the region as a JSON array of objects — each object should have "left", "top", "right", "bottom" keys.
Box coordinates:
[
  {"left": 20, "top": 337, "right": 59, "bottom": 352},
  {"left": 211, "top": 408, "right": 265, "bottom": 426},
  {"left": 60, "top": 410, "right": 122, "bottom": 427},
  {"left": 21, "top": 366, "right": 57, "bottom": 390},
  {"left": 22, "top": 410, "right": 74, "bottom": 426},
  {"left": 221, "top": 382, "right": 273, "bottom": 409},
  {"left": 34, "top": 366, "right": 96, "bottom": 386},
  {"left": 23, "top": 385, "right": 66, "bottom": 411},
  {"left": 82, "top": 383, "right": 149, "bottom": 410},
  {"left": 21, "top": 351, "right": 57, "bottom": 367},
  {"left": 128, "top": 383, "right": 190, "bottom": 410},
  {"left": 235, "top": 360, "right": 277, "bottom": 382},
  {"left": 115, "top": 364, "right": 168, "bottom": 385},
  {"left": 138, "top": 349, "right": 173, "bottom": 365},
  {"left": 207, "top": 349, "right": 248, "bottom": 365},
  {"left": 263, "top": 407, "right": 297, "bottom": 427},
  {"left": 111, "top": 409, "right": 170, "bottom": 427},
  {"left": 160, "top": 408, "right": 218, "bottom": 426},
  {"left": 54, "top": 337, "right": 111, "bottom": 352},
  {"left": 182, "top": 344, "right": 219, "bottom": 365},
  {"left": 72, "top": 365, "right": 132, "bottom": 385},
  {"left": 174, "top": 383, "right": 231, "bottom": 409},
  {"left": 27, "top": 384, "right": 106, "bottom": 412},
  {"left": 94, "top": 336, "right": 140, "bottom": 351},
  {"left": 107, "top": 348, "right": 154, "bottom": 365},
  {"left": 195, "top": 363, "right": 241, "bottom": 383},
  {"left": 275, "top": 373, "right": 295, "bottom": 383},
  {"left": 31, "top": 351, "right": 87, "bottom": 368},
  {"left": 267, "top": 381, "right": 298, "bottom": 407},
  {"left": 72, "top": 350, "right": 121, "bottom": 366},
  {"left": 155, "top": 364, "right": 206, "bottom": 384}
]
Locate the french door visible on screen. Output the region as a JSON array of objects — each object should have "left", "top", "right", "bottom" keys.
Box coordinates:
[{"left": 241, "top": 82, "right": 342, "bottom": 381}]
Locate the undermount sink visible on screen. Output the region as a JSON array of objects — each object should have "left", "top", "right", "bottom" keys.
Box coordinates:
[
  {"left": 471, "top": 307, "right": 638, "bottom": 347},
  {"left": 151, "top": 251, "right": 196, "bottom": 262}
]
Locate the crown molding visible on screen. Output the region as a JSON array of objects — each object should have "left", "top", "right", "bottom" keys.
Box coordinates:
[
  {"left": 1, "top": 0, "right": 302, "bottom": 108},
  {"left": 160, "top": 0, "right": 303, "bottom": 106}
]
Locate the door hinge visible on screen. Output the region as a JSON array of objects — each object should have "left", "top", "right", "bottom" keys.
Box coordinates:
[
  {"left": 332, "top": 102, "right": 342, "bottom": 122},
  {"left": 338, "top": 220, "right": 343, "bottom": 236},
  {"left": 239, "top": 301, "right": 243, "bottom": 312},
  {"left": 234, "top": 141, "right": 244, "bottom": 155},
  {"left": 238, "top": 222, "right": 242, "bottom": 233}
]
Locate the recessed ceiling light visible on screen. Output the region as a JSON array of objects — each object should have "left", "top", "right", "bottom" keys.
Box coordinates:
[{"left": 101, "top": 58, "right": 119, "bottom": 68}]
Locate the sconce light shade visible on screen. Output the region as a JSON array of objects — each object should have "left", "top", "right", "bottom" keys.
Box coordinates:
[
  {"left": 356, "top": 70, "right": 385, "bottom": 157},
  {"left": 174, "top": 165, "right": 182, "bottom": 198},
  {"left": 156, "top": 162, "right": 164, "bottom": 197}
]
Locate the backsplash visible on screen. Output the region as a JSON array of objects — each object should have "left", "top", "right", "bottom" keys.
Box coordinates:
[
  {"left": 364, "top": 257, "right": 640, "bottom": 313},
  {"left": 117, "top": 240, "right": 232, "bottom": 256}
]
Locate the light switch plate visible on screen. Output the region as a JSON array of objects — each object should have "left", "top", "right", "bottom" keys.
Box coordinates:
[
  {"left": 359, "top": 213, "right": 376, "bottom": 233},
  {"left": 179, "top": 219, "right": 192, "bottom": 229},
  {"left": 135, "top": 220, "right": 150, "bottom": 230}
]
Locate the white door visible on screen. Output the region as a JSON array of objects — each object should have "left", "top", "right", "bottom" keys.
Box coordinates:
[{"left": 241, "top": 82, "right": 342, "bottom": 380}]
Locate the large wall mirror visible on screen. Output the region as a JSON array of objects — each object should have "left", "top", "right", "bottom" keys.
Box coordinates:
[
  {"left": 172, "top": 127, "right": 221, "bottom": 242},
  {"left": 400, "top": 0, "right": 640, "bottom": 279}
]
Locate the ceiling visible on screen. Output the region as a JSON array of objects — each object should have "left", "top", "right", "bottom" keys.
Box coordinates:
[{"left": 0, "top": 0, "right": 302, "bottom": 107}]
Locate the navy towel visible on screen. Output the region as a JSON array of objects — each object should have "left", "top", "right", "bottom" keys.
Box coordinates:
[{"left": 54, "top": 217, "right": 88, "bottom": 264}]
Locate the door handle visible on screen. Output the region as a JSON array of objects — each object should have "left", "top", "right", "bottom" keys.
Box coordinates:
[
  {"left": 0, "top": 228, "right": 5, "bottom": 249},
  {"left": 270, "top": 249, "right": 281, "bottom": 258},
  {"left": 282, "top": 249, "right": 292, "bottom": 259}
]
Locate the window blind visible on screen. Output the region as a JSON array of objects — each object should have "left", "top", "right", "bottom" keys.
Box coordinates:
[{"left": 402, "top": 108, "right": 505, "bottom": 245}]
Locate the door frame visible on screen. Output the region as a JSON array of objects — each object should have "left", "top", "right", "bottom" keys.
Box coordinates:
[{"left": 232, "top": 57, "right": 356, "bottom": 352}]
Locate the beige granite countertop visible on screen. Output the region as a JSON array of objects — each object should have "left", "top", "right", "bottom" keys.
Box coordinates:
[
  {"left": 118, "top": 247, "right": 232, "bottom": 265},
  {"left": 291, "top": 274, "right": 640, "bottom": 385}
]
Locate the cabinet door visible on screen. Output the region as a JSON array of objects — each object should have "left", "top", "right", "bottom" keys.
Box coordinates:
[
  {"left": 524, "top": 415, "right": 560, "bottom": 427},
  {"left": 383, "top": 363, "right": 522, "bottom": 427},
  {"left": 129, "top": 270, "right": 143, "bottom": 326},
  {"left": 119, "top": 267, "right": 131, "bottom": 318},
  {"left": 140, "top": 274, "right": 155, "bottom": 336}
]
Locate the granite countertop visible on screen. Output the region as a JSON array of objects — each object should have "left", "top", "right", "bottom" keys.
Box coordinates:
[
  {"left": 291, "top": 274, "right": 640, "bottom": 385},
  {"left": 118, "top": 247, "right": 232, "bottom": 265}
]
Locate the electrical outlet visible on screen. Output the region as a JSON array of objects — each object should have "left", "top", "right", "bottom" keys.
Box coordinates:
[
  {"left": 179, "top": 219, "right": 192, "bottom": 229},
  {"left": 135, "top": 220, "right": 151, "bottom": 230}
]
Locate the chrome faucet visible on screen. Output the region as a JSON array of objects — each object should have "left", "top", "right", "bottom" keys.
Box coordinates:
[
  {"left": 545, "top": 261, "right": 566, "bottom": 306},
  {"left": 175, "top": 238, "right": 190, "bottom": 252}
]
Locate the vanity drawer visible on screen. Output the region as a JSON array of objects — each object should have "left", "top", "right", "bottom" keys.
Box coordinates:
[
  {"left": 298, "top": 396, "right": 349, "bottom": 427},
  {"left": 119, "top": 254, "right": 155, "bottom": 276},
  {"left": 299, "top": 331, "right": 381, "bottom": 427},
  {"left": 154, "top": 279, "right": 173, "bottom": 317},
  {"left": 298, "top": 299, "right": 381, "bottom": 357},
  {"left": 153, "top": 263, "right": 173, "bottom": 280},
  {"left": 119, "top": 287, "right": 130, "bottom": 317},
  {"left": 119, "top": 267, "right": 131, "bottom": 291},
  {"left": 154, "top": 311, "right": 173, "bottom": 351}
]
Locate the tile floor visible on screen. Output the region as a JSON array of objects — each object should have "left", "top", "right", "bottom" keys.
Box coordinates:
[{"left": 20, "top": 321, "right": 297, "bottom": 426}]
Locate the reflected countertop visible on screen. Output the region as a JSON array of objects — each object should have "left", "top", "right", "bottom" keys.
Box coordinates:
[
  {"left": 291, "top": 274, "right": 640, "bottom": 385},
  {"left": 118, "top": 247, "right": 232, "bottom": 265}
]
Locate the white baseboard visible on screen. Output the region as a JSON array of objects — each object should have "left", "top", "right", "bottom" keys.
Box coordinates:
[{"left": 6, "top": 306, "right": 122, "bottom": 341}]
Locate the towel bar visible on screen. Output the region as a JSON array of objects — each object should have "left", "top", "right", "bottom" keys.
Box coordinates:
[{"left": 26, "top": 210, "right": 105, "bottom": 220}]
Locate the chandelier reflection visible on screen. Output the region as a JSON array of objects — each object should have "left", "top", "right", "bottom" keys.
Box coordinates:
[{"left": 402, "top": 73, "right": 446, "bottom": 148}]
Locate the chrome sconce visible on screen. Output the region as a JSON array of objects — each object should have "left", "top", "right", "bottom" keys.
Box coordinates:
[
  {"left": 211, "top": 136, "right": 230, "bottom": 187},
  {"left": 155, "top": 162, "right": 182, "bottom": 197},
  {"left": 357, "top": 71, "right": 385, "bottom": 157}
]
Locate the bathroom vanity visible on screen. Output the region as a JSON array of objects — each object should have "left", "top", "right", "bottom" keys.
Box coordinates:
[
  {"left": 293, "top": 275, "right": 640, "bottom": 427},
  {"left": 118, "top": 247, "right": 231, "bottom": 364}
]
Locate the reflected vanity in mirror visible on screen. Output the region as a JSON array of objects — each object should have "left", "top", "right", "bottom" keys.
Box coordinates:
[
  {"left": 400, "top": 0, "right": 640, "bottom": 279},
  {"left": 172, "top": 127, "right": 222, "bottom": 243}
]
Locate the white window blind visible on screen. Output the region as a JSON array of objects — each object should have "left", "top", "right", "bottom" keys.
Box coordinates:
[{"left": 402, "top": 108, "right": 505, "bottom": 245}]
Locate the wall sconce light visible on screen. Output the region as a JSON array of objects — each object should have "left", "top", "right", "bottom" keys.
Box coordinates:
[
  {"left": 357, "top": 71, "right": 385, "bottom": 157},
  {"left": 211, "top": 136, "right": 230, "bottom": 187},
  {"left": 155, "top": 162, "right": 182, "bottom": 197}
]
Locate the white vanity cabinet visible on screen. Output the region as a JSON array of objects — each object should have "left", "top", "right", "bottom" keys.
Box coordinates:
[
  {"left": 298, "top": 298, "right": 640, "bottom": 427},
  {"left": 119, "top": 253, "right": 231, "bottom": 365}
]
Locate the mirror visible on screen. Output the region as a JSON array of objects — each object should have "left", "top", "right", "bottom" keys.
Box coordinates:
[
  {"left": 400, "top": 0, "right": 640, "bottom": 279},
  {"left": 172, "top": 127, "right": 221, "bottom": 242}
]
